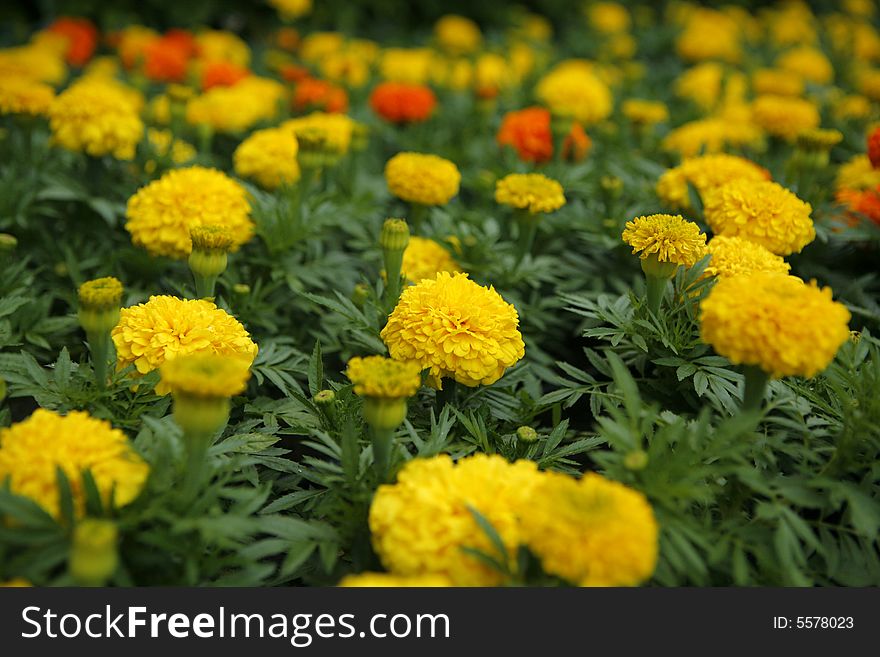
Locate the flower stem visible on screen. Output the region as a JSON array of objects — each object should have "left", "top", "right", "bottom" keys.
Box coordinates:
[
  {"left": 741, "top": 365, "right": 769, "bottom": 412},
  {"left": 87, "top": 330, "right": 110, "bottom": 390},
  {"left": 193, "top": 272, "right": 217, "bottom": 299},
  {"left": 182, "top": 429, "right": 213, "bottom": 501},
  {"left": 644, "top": 274, "right": 667, "bottom": 316},
  {"left": 371, "top": 427, "right": 393, "bottom": 482},
  {"left": 513, "top": 213, "right": 538, "bottom": 272},
  {"left": 408, "top": 203, "right": 428, "bottom": 234}
]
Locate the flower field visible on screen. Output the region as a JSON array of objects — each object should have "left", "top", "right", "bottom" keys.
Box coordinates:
[{"left": 1, "top": 0, "right": 879, "bottom": 588}]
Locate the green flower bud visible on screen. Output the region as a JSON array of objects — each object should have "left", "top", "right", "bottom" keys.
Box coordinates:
[
  {"left": 362, "top": 397, "right": 408, "bottom": 431},
  {"left": 516, "top": 426, "right": 539, "bottom": 443},
  {"left": 624, "top": 449, "right": 649, "bottom": 471}
]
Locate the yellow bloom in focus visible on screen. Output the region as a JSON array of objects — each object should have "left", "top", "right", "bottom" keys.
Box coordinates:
[
  {"left": 700, "top": 273, "right": 851, "bottom": 379},
  {"left": 536, "top": 61, "right": 612, "bottom": 125},
  {"left": 751, "top": 95, "right": 820, "bottom": 141},
  {"left": 434, "top": 15, "right": 481, "bottom": 55},
  {"left": 346, "top": 355, "right": 422, "bottom": 399},
  {"left": 703, "top": 179, "right": 815, "bottom": 256},
  {"left": 282, "top": 112, "right": 355, "bottom": 155},
  {"left": 380, "top": 48, "right": 435, "bottom": 84},
  {"left": 369, "top": 454, "right": 542, "bottom": 586},
  {"left": 776, "top": 46, "right": 834, "bottom": 85},
  {"left": 656, "top": 154, "right": 770, "bottom": 211},
  {"left": 751, "top": 68, "right": 805, "bottom": 97},
  {"left": 381, "top": 272, "right": 525, "bottom": 387},
  {"left": 0, "top": 409, "right": 148, "bottom": 519},
  {"left": 622, "top": 99, "right": 668, "bottom": 125},
  {"left": 495, "top": 173, "right": 566, "bottom": 214},
  {"left": 112, "top": 295, "right": 258, "bottom": 390},
  {"left": 703, "top": 235, "right": 791, "bottom": 280},
  {"left": 0, "top": 76, "right": 55, "bottom": 117},
  {"left": 49, "top": 79, "right": 143, "bottom": 160},
  {"left": 339, "top": 573, "right": 452, "bottom": 587},
  {"left": 835, "top": 154, "right": 880, "bottom": 191},
  {"left": 125, "top": 166, "right": 253, "bottom": 259},
  {"left": 385, "top": 152, "right": 461, "bottom": 206},
  {"left": 622, "top": 214, "right": 707, "bottom": 267},
  {"left": 587, "top": 2, "right": 631, "bottom": 34},
  {"left": 520, "top": 471, "right": 658, "bottom": 587},
  {"left": 269, "top": 0, "right": 312, "bottom": 20},
  {"left": 401, "top": 237, "right": 461, "bottom": 283},
  {"left": 186, "top": 77, "right": 285, "bottom": 134},
  {"left": 0, "top": 45, "right": 67, "bottom": 84},
  {"left": 233, "top": 127, "right": 300, "bottom": 189},
  {"left": 160, "top": 352, "right": 251, "bottom": 399}
]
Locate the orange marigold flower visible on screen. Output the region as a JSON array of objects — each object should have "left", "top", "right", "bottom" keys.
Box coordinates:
[
  {"left": 496, "top": 106, "right": 591, "bottom": 164},
  {"left": 201, "top": 60, "right": 250, "bottom": 90},
  {"left": 47, "top": 17, "right": 98, "bottom": 67},
  {"left": 868, "top": 126, "right": 880, "bottom": 169},
  {"left": 280, "top": 63, "right": 310, "bottom": 83},
  {"left": 163, "top": 29, "right": 199, "bottom": 59},
  {"left": 144, "top": 37, "right": 190, "bottom": 83},
  {"left": 836, "top": 187, "right": 880, "bottom": 226},
  {"left": 293, "top": 77, "right": 349, "bottom": 113},
  {"left": 369, "top": 81, "right": 437, "bottom": 124}
]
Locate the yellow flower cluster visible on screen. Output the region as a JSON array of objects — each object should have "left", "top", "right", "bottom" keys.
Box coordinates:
[
  {"left": 345, "top": 355, "right": 422, "bottom": 399},
  {"left": 622, "top": 214, "right": 707, "bottom": 267},
  {"left": 196, "top": 29, "right": 251, "bottom": 66},
  {"left": 535, "top": 61, "right": 612, "bottom": 125},
  {"left": 703, "top": 236, "right": 791, "bottom": 280},
  {"left": 160, "top": 352, "right": 251, "bottom": 399},
  {"left": 520, "top": 471, "right": 658, "bottom": 587},
  {"left": 656, "top": 153, "right": 769, "bottom": 210},
  {"left": 125, "top": 166, "right": 254, "bottom": 259},
  {"left": 282, "top": 112, "right": 356, "bottom": 155},
  {"left": 186, "top": 77, "right": 285, "bottom": 134},
  {"left": 0, "top": 409, "right": 149, "bottom": 519},
  {"left": 752, "top": 68, "right": 805, "bottom": 97},
  {"left": 78, "top": 276, "right": 123, "bottom": 309},
  {"left": 675, "top": 8, "right": 742, "bottom": 64},
  {"left": 661, "top": 115, "right": 764, "bottom": 158},
  {"left": 587, "top": 2, "right": 631, "bottom": 34},
  {"left": 702, "top": 179, "right": 815, "bottom": 256},
  {"left": 0, "top": 45, "right": 66, "bottom": 85},
  {"left": 0, "top": 76, "right": 55, "bottom": 116},
  {"left": 269, "top": 0, "right": 312, "bottom": 20},
  {"left": 776, "top": 46, "right": 834, "bottom": 85},
  {"left": 434, "top": 15, "right": 481, "bottom": 55},
  {"left": 835, "top": 154, "right": 880, "bottom": 191},
  {"left": 751, "top": 95, "right": 820, "bottom": 141},
  {"left": 385, "top": 152, "right": 461, "bottom": 206},
  {"left": 369, "top": 454, "right": 658, "bottom": 586},
  {"left": 233, "top": 126, "right": 300, "bottom": 189},
  {"left": 369, "top": 454, "right": 543, "bottom": 585},
  {"left": 380, "top": 47, "right": 435, "bottom": 84},
  {"left": 401, "top": 237, "right": 461, "bottom": 283},
  {"left": 622, "top": 99, "right": 669, "bottom": 125},
  {"left": 700, "top": 273, "right": 851, "bottom": 378},
  {"left": 49, "top": 79, "right": 143, "bottom": 160},
  {"left": 146, "top": 129, "right": 196, "bottom": 166},
  {"left": 111, "top": 295, "right": 258, "bottom": 392},
  {"left": 494, "top": 173, "right": 566, "bottom": 214},
  {"left": 381, "top": 272, "right": 525, "bottom": 387}
]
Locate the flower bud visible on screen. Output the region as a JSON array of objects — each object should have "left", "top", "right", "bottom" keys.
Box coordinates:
[
  {"left": 313, "top": 389, "right": 336, "bottom": 405},
  {"left": 516, "top": 426, "right": 539, "bottom": 443},
  {"left": 362, "top": 397, "right": 408, "bottom": 431},
  {"left": 189, "top": 225, "right": 232, "bottom": 278},
  {"left": 624, "top": 449, "right": 649, "bottom": 471},
  {"left": 640, "top": 252, "right": 680, "bottom": 280},
  {"left": 77, "top": 277, "right": 124, "bottom": 335},
  {"left": 351, "top": 283, "right": 369, "bottom": 308},
  {"left": 69, "top": 519, "right": 118, "bottom": 586},
  {"left": 381, "top": 218, "right": 410, "bottom": 253},
  {"left": 0, "top": 233, "right": 17, "bottom": 252},
  {"left": 233, "top": 283, "right": 251, "bottom": 295}
]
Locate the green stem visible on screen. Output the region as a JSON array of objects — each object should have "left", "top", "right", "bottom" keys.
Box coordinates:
[
  {"left": 513, "top": 214, "right": 538, "bottom": 271},
  {"left": 87, "top": 331, "right": 110, "bottom": 390},
  {"left": 644, "top": 274, "right": 667, "bottom": 316},
  {"left": 383, "top": 249, "right": 404, "bottom": 315},
  {"left": 741, "top": 365, "right": 770, "bottom": 412},
  {"left": 371, "top": 427, "right": 393, "bottom": 482},
  {"left": 193, "top": 272, "right": 217, "bottom": 299},
  {"left": 181, "top": 430, "right": 213, "bottom": 502},
  {"left": 408, "top": 203, "right": 428, "bottom": 235}
]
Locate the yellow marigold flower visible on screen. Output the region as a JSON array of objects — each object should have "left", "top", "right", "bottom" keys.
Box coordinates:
[
  {"left": 299, "top": 32, "right": 345, "bottom": 64},
  {"left": 233, "top": 126, "right": 300, "bottom": 189},
  {"left": 369, "top": 454, "right": 543, "bottom": 586},
  {"left": 320, "top": 50, "right": 370, "bottom": 88},
  {"left": 385, "top": 152, "right": 461, "bottom": 206},
  {"left": 622, "top": 214, "right": 707, "bottom": 267},
  {"left": 434, "top": 15, "right": 481, "bottom": 55},
  {"left": 675, "top": 9, "right": 741, "bottom": 64},
  {"left": 751, "top": 95, "right": 820, "bottom": 141},
  {"left": 195, "top": 30, "right": 250, "bottom": 66},
  {"left": 751, "top": 68, "right": 804, "bottom": 97},
  {"left": 587, "top": 2, "right": 631, "bottom": 34},
  {"left": 0, "top": 76, "right": 55, "bottom": 116},
  {"left": 674, "top": 62, "right": 725, "bottom": 111},
  {"left": 380, "top": 47, "right": 435, "bottom": 84},
  {"left": 0, "top": 45, "right": 67, "bottom": 85},
  {"left": 703, "top": 235, "right": 791, "bottom": 279},
  {"left": 656, "top": 153, "right": 770, "bottom": 211},
  {"left": 282, "top": 112, "right": 355, "bottom": 155},
  {"left": 700, "top": 273, "right": 851, "bottom": 378},
  {"left": 125, "top": 166, "right": 253, "bottom": 259},
  {"left": 535, "top": 61, "right": 612, "bottom": 125},
  {"left": 339, "top": 573, "right": 452, "bottom": 587},
  {"left": 661, "top": 115, "right": 764, "bottom": 157},
  {"left": 160, "top": 352, "right": 251, "bottom": 399},
  {"left": 833, "top": 93, "right": 872, "bottom": 121},
  {"left": 495, "top": 173, "right": 566, "bottom": 214},
  {"left": 703, "top": 179, "right": 815, "bottom": 255},
  {"left": 474, "top": 52, "right": 515, "bottom": 95},
  {"left": 520, "top": 471, "right": 658, "bottom": 587},
  {"left": 835, "top": 154, "right": 880, "bottom": 191},
  {"left": 0, "top": 409, "right": 149, "bottom": 519},
  {"left": 381, "top": 272, "right": 525, "bottom": 387},
  {"left": 186, "top": 77, "right": 284, "bottom": 134},
  {"left": 49, "top": 79, "right": 143, "bottom": 160},
  {"left": 112, "top": 295, "right": 258, "bottom": 392},
  {"left": 776, "top": 46, "right": 834, "bottom": 85},
  {"left": 269, "top": 0, "right": 312, "bottom": 20},
  {"left": 346, "top": 355, "right": 422, "bottom": 399},
  {"left": 401, "top": 236, "right": 461, "bottom": 283},
  {"left": 78, "top": 276, "right": 123, "bottom": 310},
  {"left": 622, "top": 99, "right": 668, "bottom": 125}
]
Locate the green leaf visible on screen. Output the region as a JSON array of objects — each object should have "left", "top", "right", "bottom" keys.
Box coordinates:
[{"left": 308, "top": 340, "right": 323, "bottom": 397}]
